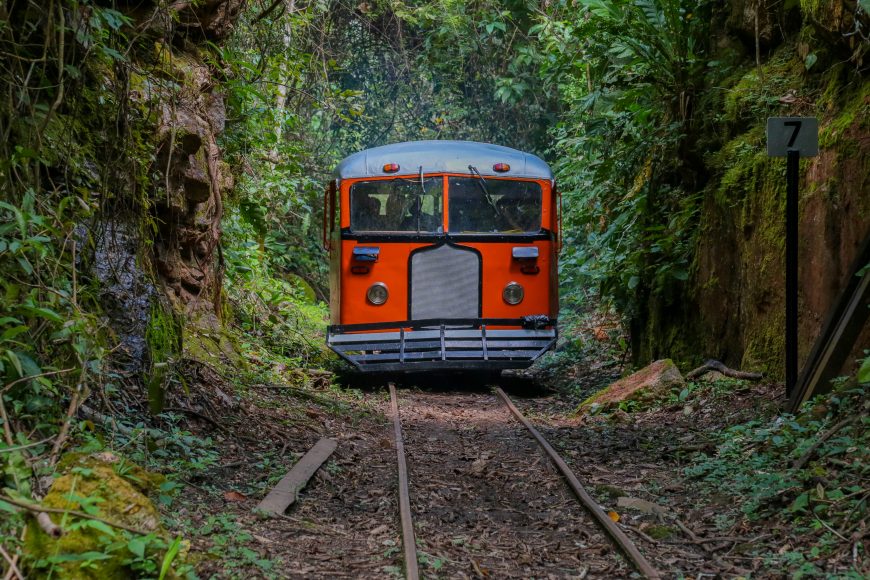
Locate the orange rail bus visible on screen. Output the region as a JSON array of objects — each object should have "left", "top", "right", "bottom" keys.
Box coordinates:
[{"left": 324, "top": 140, "right": 559, "bottom": 372}]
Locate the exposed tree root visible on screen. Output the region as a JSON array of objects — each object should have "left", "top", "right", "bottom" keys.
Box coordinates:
[
  {"left": 686, "top": 360, "right": 763, "bottom": 381},
  {"left": 35, "top": 513, "right": 62, "bottom": 538}
]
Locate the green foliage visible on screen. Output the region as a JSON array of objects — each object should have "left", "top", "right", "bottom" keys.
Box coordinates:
[
  {"left": 0, "top": 190, "right": 103, "bottom": 403},
  {"left": 686, "top": 383, "right": 869, "bottom": 573},
  {"left": 1, "top": 0, "right": 864, "bottom": 574},
  {"left": 180, "top": 513, "right": 280, "bottom": 574},
  {"left": 378, "top": 0, "right": 555, "bottom": 147},
  {"left": 31, "top": 529, "right": 194, "bottom": 580},
  {"left": 222, "top": 210, "right": 331, "bottom": 369},
  {"left": 217, "top": 0, "right": 554, "bottom": 375},
  {"left": 0, "top": 182, "right": 107, "bottom": 548},
  {"left": 126, "top": 422, "right": 220, "bottom": 477},
  {"left": 537, "top": 299, "right": 629, "bottom": 397},
  {"left": 0, "top": 9, "right": 156, "bottom": 558},
  {"left": 0, "top": 0, "right": 172, "bottom": 380},
  {"left": 21, "top": 450, "right": 195, "bottom": 579},
  {"left": 721, "top": 47, "right": 804, "bottom": 127},
  {"left": 858, "top": 353, "right": 870, "bottom": 385},
  {"left": 217, "top": 0, "right": 558, "bottom": 307},
  {"left": 217, "top": 11, "right": 333, "bottom": 294},
  {"left": 534, "top": 0, "right": 713, "bottom": 312}
]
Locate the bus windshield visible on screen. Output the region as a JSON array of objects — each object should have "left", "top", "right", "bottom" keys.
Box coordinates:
[
  {"left": 350, "top": 177, "right": 443, "bottom": 233},
  {"left": 448, "top": 177, "right": 542, "bottom": 233}
]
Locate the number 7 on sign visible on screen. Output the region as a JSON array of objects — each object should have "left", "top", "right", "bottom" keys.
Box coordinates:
[
  {"left": 784, "top": 120, "right": 801, "bottom": 148},
  {"left": 767, "top": 117, "right": 818, "bottom": 157}
]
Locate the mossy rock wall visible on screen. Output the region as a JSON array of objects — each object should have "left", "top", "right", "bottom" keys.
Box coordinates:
[
  {"left": 634, "top": 33, "right": 870, "bottom": 378},
  {"left": 82, "top": 2, "right": 244, "bottom": 390}
]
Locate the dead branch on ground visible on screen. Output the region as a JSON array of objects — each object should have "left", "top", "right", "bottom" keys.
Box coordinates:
[
  {"left": 0, "top": 494, "right": 149, "bottom": 536},
  {"left": 686, "top": 360, "right": 762, "bottom": 381}
]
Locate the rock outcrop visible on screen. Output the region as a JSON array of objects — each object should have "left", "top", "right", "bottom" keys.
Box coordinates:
[
  {"left": 147, "top": 41, "right": 233, "bottom": 319},
  {"left": 73, "top": 1, "right": 244, "bottom": 397},
  {"left": 631, "top": 2, "right": 870, "bottom": 378},
  {"left": 580, "top": 359, "right": 685, "bottom": 412}
]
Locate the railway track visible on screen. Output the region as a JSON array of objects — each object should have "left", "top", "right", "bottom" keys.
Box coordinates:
[{"left": 387, "top": 383, "right": 660, "bottom": 579}]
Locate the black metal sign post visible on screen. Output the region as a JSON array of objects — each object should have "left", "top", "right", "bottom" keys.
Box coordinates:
[
  {"left": 767, "top": 117, "right": 819, "bottom": 398},
  {"left": 786, "top": 148, "right": 799, "bottom": 398}
]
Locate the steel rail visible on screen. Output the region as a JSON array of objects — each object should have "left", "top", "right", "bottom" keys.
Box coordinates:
[
  {"left": 494, "top": 388, "right": 661, "bottom": 579},
  {"left": 389, "top": 383, "right": 420, "bottom": 580}
]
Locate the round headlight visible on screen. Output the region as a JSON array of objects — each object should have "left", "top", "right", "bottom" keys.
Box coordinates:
[
  {"left": 503, "top": 281, "right": 524, "bottom": 305},
  {"left": 366, "top": 282, "right": 389, "bottom": 305}
]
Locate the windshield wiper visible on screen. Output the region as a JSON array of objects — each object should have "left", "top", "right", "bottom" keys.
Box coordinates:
[
  {"left": 467, "top": 165, "right": 500, "bottom": 215},
  {"left": 417, "top": 165, "right": 424, "bottom": 233}
]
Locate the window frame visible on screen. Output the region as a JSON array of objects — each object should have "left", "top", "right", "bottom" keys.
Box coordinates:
[
  {"left": 340, "top": 174, "right": 548, "bottom": 239},
  {"left": 445, "top": 176, "right": 543, "bottom": 235},
  {"left": 347, "top": 175, "right": 446, "bottom": 234}
]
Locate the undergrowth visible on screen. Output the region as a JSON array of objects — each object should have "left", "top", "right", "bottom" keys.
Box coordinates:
[
  {"left": 222, "top": 211, "right": 333, "bottom": 375},
  {"left": 684, "top": 370, "right": 869, "bottom": 576},
  {"left": 537, "top": 292, "right": 629, "bottom": 399},
  {"left": 1, "top": 0, "right": 866, "bottom": 577},
  {"left": 577, "top": 354, "right": 869, "bottom": 575}
]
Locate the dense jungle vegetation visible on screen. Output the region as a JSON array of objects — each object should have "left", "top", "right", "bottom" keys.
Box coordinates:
[{"left": 0, "top": 0, "right": 868, "bottom": 577}]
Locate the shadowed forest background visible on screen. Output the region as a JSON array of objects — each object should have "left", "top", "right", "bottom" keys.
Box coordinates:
[{"left": 0, "top": 0, "right": 868, "bottom": 577}]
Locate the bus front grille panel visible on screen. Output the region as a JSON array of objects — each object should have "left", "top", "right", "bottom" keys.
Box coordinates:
[{"left": 410, "top": 244, "right": 479, "bottom": 320}]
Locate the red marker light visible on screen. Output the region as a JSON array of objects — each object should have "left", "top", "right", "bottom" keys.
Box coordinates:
[
  {"left": 383, "top": 163, "right": 400, "bottom": 173},
  {"left": 493, "top": 163, "right": 510, "bottom": 172}
]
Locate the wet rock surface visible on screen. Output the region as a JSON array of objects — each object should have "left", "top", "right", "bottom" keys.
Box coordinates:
[{"left": 85, "top": 221, "right": 155, "bottom": 373}]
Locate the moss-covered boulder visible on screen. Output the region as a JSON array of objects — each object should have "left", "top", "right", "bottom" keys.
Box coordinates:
[
  {"left": 579, "top": 359, "right": 685, "bottom": 412},
  {"left": 25, "top": 452, "right": 168, "bottom": 579}
]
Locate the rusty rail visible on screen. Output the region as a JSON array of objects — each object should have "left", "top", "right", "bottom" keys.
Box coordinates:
[
  {"left": 389, "top": 383, "right": 419, "bottom": 580},
  {"left": 494, "top": 387, "right": 661, "bottom": 579}
]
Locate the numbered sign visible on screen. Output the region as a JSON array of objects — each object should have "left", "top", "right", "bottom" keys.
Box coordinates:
[{"left": 767, "top": 117, "right": 819, "bottom": 157}]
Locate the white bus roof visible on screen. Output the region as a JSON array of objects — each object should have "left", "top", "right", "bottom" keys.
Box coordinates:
[{"left": 335, "top": 140, "right": 554, "bottom": 180}]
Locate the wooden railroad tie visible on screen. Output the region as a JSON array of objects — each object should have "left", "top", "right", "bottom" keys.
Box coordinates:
[{"left": 256, "top": 437, "right": 338, "bottom": 515}]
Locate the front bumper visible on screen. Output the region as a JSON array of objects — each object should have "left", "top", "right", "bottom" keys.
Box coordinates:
[{"left": 327, "top": 317, "right": 557, "bottom": 373}]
